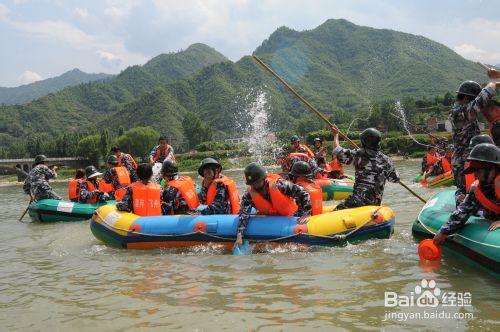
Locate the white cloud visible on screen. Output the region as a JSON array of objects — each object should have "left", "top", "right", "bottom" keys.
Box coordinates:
[
  {"left": 74, "top": 7, "right": 89, "bottom": 20},
  {"left": 97, "top": 50, "right": 122, "bottom": 69},
  {"left": 18, "top": 70, "right": 42, "bottom": 84},
  {"left": 0, "top": 3, "right": 9, "bottom": 20},
  {"left": 104, "top": 0, "right": 142, "bottom": 18}
]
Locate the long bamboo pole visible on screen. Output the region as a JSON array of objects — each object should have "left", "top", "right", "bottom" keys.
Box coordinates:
[{"left": 252, "top": 55, "right": 427, "bottom": 203}]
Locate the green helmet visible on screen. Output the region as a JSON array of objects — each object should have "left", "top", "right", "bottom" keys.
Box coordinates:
[
  {"left": 107, "top": 155, "right": 119, "bottom": 165},
  {"left": 456, "top": 81, "right": 481, "bottom": 97},
  {"left": 85, "top": 165, "right": 102, "bottom": 179},
  {"left": 34, "top": 154, "right": 48, "bottom": 164},
  {"left": 467, "top": 143, "right": 500, "bottom": 165},
  {"left": 289, "top": 161, "right": 312, "bottom": 177},
  {"left": 360, "top": 128, "right": 381, "bottom": 150},
  {"left": 198, "top": 158, "right": 221, "bottom": 176},
  {"left": 290, "top": 135, "right": 300, "bottom": 143},
  {"left": 244, "top": 162, "right": 267, "bottom": 185},
  {"left": 161, "top": 160, "right": 178, "bottom": 175},
  {"left": 469, "top": 134, "right": 494, "bottom": 148}
]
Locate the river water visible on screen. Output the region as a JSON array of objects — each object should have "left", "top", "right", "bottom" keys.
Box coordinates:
[{"left": 0, "top": 160, "right": 498, "bottom": 331}]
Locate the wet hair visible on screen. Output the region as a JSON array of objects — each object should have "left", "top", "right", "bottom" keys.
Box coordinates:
[
  {"left": 75, "top": 169, "right": 85, "bottom": 179},
  {"left": 158, "top": 136, "right": 167, "bottom": 142},
  {"left": 137, "top": 163, "right": 153, "bottom": 181},
  {"left": 110, "top": 146, "right": 120, "bottom": 153}
]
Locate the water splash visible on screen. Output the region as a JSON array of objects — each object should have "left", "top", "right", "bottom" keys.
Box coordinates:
[
  {"left": 346, "top": 105, "right": 373, "bottom": 136},
  {"left": 394, "top": 101, "right": 428, "bottom": 148},
  {"left": 245, "top": 91, "right": 276, "bottom": 164}
]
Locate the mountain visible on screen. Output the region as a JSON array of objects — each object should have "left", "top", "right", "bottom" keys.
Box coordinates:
[
  {"left": 0, "top": 20, "right": 490, "bottom": 157},
  {"left": 0, "top": 69, "right": 113, "bottom": 105}
]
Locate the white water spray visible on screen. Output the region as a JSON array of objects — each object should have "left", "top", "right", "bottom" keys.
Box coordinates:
[
  {"left": 246, "top": 92, "right": 274, "bottom": 164},
  {"left": 394, "top": 101, "right": 428, "bottom": 147}
]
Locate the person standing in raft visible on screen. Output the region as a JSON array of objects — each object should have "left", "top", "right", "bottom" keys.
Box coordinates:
[
  {"left": 236, "top": 162, "right": 312, "bottom": 245},
  {"left": 160, "top": 160, "right": 199, "bottom": 215},
  {"left": 23, "top": 154, "right": 61, "bottom": 201},
  {"left": 149, "top": 136, "right": 175, "bottom": 165},
  {"left": 427, "top": 145, "right": 453, "bottom": 177},
  {"left": 330, "top": 126, "right": 400, "bottom": 210},
  {"left": 116, "top": 163, "right": 161, "bottom": 216},
  {"left": 312, "top": 137, "right": 326, "bottom": 159},
  {"left": 78, "top": 166, "right": 109, "bottom": 203},
  {"left": 291, "top": 135, "right": 315, "bottom": 159},
  {"left": 433, "top": 143, "right": 500, "bottom": 245},
  {"left": 197, "top": 158, "right": 240, "bottom": 215},
  {"left": 110, "top": 146, "right": 138, "bottom": 182},
  {"left": 421, "top": 146, "right": 439, "bottom": 175},
  {"left": 448, "top": 80, "right": 497, "bottom": 204},
  {"left": 101, "top": 155, "right": 131, "bottom": 201},
  {"left": 68, "top": 169, "right": 85, "bottom": 202}
]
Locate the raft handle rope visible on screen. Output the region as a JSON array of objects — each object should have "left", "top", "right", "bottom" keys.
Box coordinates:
[{"left": 94, "top": 210, "right": 382, "bottom": 244}]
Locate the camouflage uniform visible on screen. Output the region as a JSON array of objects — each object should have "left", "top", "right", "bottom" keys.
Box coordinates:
[
  {"left": 237, "top": 178, "right": 312, "bottom": 234},
  {"left": 312, "top": 147, "right": 326, "bottom": 159},
  {"left": 102, "top": 167, "right": 130, "bottom": 199},
  {"left": 332, "top": 147, "right": 399, "bottom": 209},
  {"left": 116, "top": 179, "right": 149, "bottom": 212},
  {"left": 491, "top": 121, "right": 500, "bottom": 147},
  {"left": 440, "top": 184, "right": 499, "bottom": 235},
  {"left": 198, "top": 179, "right": 230, "bottom": 215},
  {"left": 23, "top": 164, "right": 61, "bottom": 201},
  {"left": 118, "top": 152, "right": 138, "bottom": 182},
  {"left": 79, "top": 179, "right": 102, "bottom": 203},
  {"left": 449, "top": 86, "right": 496, "bottom": 197},
  {"left": 161, "top": 175, "right": 190, "bottom": 215},
  {"left": 149, "top": 145, "right": 175, "bottom": 164}
]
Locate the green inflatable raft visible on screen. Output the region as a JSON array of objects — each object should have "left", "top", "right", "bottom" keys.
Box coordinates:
[
  {"left": 412, "top": 190, "right": 500, "bottom": 273},
  {"left": 28, "top": 199, "right": 113, "bottom": 222}
]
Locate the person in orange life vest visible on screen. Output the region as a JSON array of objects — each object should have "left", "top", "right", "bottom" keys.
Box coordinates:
[
  {"left": 160, "top": 160, "right": 199, "bottom": 215},
  {"left": 102, "top": 155, "right": 131, "bottom": 200},
  {"left": 78, "top": 166, "right": 109, "bottom": 203},
  {"left": 428, "top": 145, "right": 454, "bottom": 177},
  {"left": 288, "top": 161, "right": 323, "bottom": 216},
  {"left": 481, "top": 100, "right": 500, "bottom": 147},
  {"left": 196, "top": 158, "right": 240, "bottom": 215},
  {"left": 291, "top": 135, "right": 315, "bottom": 159},
  {"left": 149, "top": 136, "right": 175, "bottom": 165},
  {"left": 421, "top": 146, "right": 439, "bottom": 174},
  {"left": 434, "top": 143, "right": 500, "bottom": 245},
  {"left": 68, "top": 169, "right": 85, "bottom": 202},
  {"left": 316, "top": 156, "right": 332, "bottom": 178},
  {"left": 116, "top": 163, "right": 161, "bottom": 216},
  {"left": 110, "top": 146, "right": 138, "bottom": 182},
  {"left": 464, "top": 135, "right": 494, "bottom": 191},
  {"left": 236, "top": 162, "right": 312, "bottom": 245},
  {"left": 312, "top": 137, "right": 326, "bottom": 159}
]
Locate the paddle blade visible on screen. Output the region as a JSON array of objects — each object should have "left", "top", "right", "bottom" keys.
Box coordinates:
[
  {"left": 233, "top": 240, "right": 252, "bottom": 255},
  {"left": 418, "top": 239, "right": 442, "bottom": 261}
]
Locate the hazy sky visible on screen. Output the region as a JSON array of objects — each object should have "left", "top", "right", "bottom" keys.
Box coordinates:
[{"left": 1, "top": 0, "right": 499, "bottom": 87}]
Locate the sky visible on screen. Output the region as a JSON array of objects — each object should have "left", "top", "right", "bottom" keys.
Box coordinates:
[{"left": 0, "top": 0, "right": 499, "bottom": 87}]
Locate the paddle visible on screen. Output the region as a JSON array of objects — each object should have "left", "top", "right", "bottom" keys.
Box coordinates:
[
  {"left": 252, "top": 55, "right": 427, "bottom": 204},
  {"left": 19, "top": 195, "right": 33, "bottom": 222}
]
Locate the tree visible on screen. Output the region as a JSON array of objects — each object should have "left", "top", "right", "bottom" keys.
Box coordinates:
[
  {"left": 100, "top": 130, "right": 110, "bottom": 160},
  {"left": 77, "top": 134, "right": 101, "bottom": 165},
  {"left": 114, "top": 127, "right": 159, "bottom": 160},
  {"left": 182, "top": 112, "right": 214, "bottom": 150}
]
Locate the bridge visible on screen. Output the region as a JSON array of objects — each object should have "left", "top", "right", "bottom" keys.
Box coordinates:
[{"left": 0, "top": 157, "right": 89, "bottom": 181}]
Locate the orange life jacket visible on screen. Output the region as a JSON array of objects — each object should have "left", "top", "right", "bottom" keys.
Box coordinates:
[
  {"left": 114, "top": 166, "right": 131, "bottom": 187},
  {"left": 98, "top": 180, "right": 114, "bottom": 194},
  {"left": 68, "top": 179, "right": 82, "bottom": 202},
  {"left": 330, "top": 157, "right": 345, "bottom": 174},
  {"left": 80, "top": 180, "right": 97, "bottom": 203},
  {"left": 168, "top": 176, "right": 200, "bottom": 210},
  {"left": 206, "top": 175, "right": 240, "bottom": 214},
  {"left": 316, "top": 163, "right": 333, "bottom": 179},
  {"left": 441, "top": 157, "right": 452, "bottom": 173},
  {"left": 464, "top": 161, "right": 476, "bottom": 192},
  {"left": 296, "top": 178, "right": 323, "bottom": 215},
  {"left": 131, "top": 181, "right": 161, "bottom": 216},
  {"left": 249, "top": 174, "right": 298, "bottom": 216},
  {"left": 473, "top": 175, "right": 500, "bottom": 215},
  {"left": 152, "top": 145, "right": 176, "bottom": 162},
  {"left": 425, "top": 153, "right": 439, "bottom": 170},
  {"left": 118, "top": 153, "right": 137, "bottom": 170},
  {"left": 297, "top": 144, "right": 315, "bottom": 159}
]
